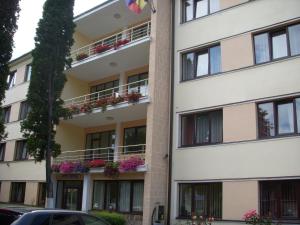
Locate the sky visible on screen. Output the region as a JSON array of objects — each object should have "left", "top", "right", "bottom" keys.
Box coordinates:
[{"left": 12, "top": 0, "right": 106, "bottom": 59}]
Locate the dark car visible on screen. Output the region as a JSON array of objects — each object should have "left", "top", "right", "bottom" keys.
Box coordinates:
[
  {"left": 0, "top": 208, "right": 24, "bottom": 225},
  {"left": 1, "top": 209, "right": 110, "bottom": 225}
]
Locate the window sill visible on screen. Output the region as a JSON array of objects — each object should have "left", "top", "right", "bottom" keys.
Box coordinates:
[{"left": 258, "top": 133, "right": 300, "bottom": 141}]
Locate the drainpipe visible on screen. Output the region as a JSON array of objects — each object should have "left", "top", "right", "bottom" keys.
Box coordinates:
[{"left": 167, "top": 0, "right": 175, "bottom": 224}]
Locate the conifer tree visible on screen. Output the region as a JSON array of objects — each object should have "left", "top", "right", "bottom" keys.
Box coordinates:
[
  {"left": 0, "top": 0, "right": 20, "bottom": 141},
  {"left": 21, "top": 0, "right": 75, "bottom": 207}
]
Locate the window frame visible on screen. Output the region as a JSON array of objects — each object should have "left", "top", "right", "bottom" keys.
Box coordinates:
[
  {"left": 181, "top": 44, "right": 221, "bottom": 81},
  {"left": 259, "top": 180, "right": 300, "bottom": 220},
  {"left": 24, "top": 64, "right": 32, "bottom": 82},
  {"left": 0, "top": 143, "right": 6, "bottom": 161},
  {"left": 10, "top": 182, "right": 26, "bottom": 203},
  {"left": 14, "top": 140, "right": 29, "bottom": 161},
  {"left": 181, "top": 0, "right": 220, "bottom": 23},
  {"left": 180, "top": 110, "right": 223, "bottom": 147},
  {"left": 18, "top": 101, "right": 31, "bottom": 121},
  {"left": 7, "top": 71, "right": 16, "bottom": 89},
  {"left": 178, "top": 182, "right": 222, "bottom": 219},
  {"left": 257, "top": 97, "right": 300, "bottom": 139},
  {"left": 92, "top": 180, "right": 144, "bottom": 214},
  {"left": 2, "top": 106, "right": 11, "bottom": 124},
  {"left": 253, "top": 23, "right": 300, "bottom": 64},
  {"left": 123, "top": 125, "right": 146, "bottom": 153}
]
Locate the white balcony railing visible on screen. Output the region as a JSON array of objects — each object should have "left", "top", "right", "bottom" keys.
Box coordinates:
[
  {"left": 71, "top": 21, "right": 151, "bottom": 63},
  {"left": 64, "top": 79, "right": 148, "bottom": 109},
  {"left": 53, "top": 144, "right": 146, "bottom": 164}
]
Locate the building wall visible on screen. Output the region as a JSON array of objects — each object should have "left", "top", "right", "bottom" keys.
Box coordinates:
[
  {"left": 171, "top": 0, "right": 300, "bottom": 223},
  {"left": 24, "top": 182, "right": 39, "bottom": 205},
  {"left": 0, "top": 181, "right": 11, "bottom": 202}
]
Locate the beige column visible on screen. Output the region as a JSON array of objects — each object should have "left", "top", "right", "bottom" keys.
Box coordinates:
[
  {"left": 143, "top": 0, "right": 171, "bottom": 224},
  {"left": 0, "top": 181, "right": 11, "bottom": 202},
  {"left": 24, "top": 182, "right": 39, "bottom": 205}
]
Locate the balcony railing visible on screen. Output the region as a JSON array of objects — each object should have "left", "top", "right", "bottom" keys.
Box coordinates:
[
  {"left": 71, "top": 21, "right": 151, "bottom": 63},
  {"left": 64, "top": 79, "right": 148, "bottom": 110},
  {"left": 53, "top": 144, "right": 146, "bottom": 164}
]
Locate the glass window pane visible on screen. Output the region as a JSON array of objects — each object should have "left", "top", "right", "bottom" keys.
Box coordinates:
[
  {"left": 184, "top": 0, "right": 193, "bottom": 22},
  {"left": 254, "top": 33, "right": 270, "bottom": 63},
  {"left": 181, "top": 115, "right": 195, "bottom": 146},
  {"left": 196, "top": 114, "right": 209, "bottom": 144},
  {"left": 258, "top": 103, "right": 275, "bottom": 137},
  {"left": 82, "top": 215, "right": 107, "bottom": 225},
  {"left": 196, "top": 52, "right": 208, "bottom": 77},
  {"left": 132, "top": 182, "right": 144, "bottom": 212},
  {"left": 106, "top": 182, "right": 118, "bottom": 210},
  {"left": 196, "top": 0, "right": 208, "bottom": 18},
  {"left": 210, "top": 111, "right": 223, "bottom": 143},
  {"left": 179, "top": 184, "right": 192, "bottom": 217},
  {"left": 195, "top": 184, "right": 208, "bottom": 216},
  {"left": 52, "top": 214, "right": 81, "bottom": 225},
  {"left": 272, "top": 32, "right": 288, "bottom": 59},
  {"left": 288, "top": 24, "right": 300, "bottom": 56},
  {"left": 210, "top": 0, "right": 220, "bottom": 13},
  {"left": 119, "top": 182, "right": 131, "bottom": 212},
  {"left": 277, "top": 102, "right": 294, "bottom": 134},
  {"left": 182, "top": 53, "right": 195, "bottom": 80},
  {"left": 296, "top": 98, "right": 300, "bottom": 134},
  {"left": 93, "top": 181, "right": 105, "bottom": 209},
  {"left": 210, "top": 45, "right": 221, "bottom": 74}
]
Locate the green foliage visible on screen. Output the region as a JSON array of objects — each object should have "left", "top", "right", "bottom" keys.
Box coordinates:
[
  {"left": 92, "top": 211, "right": 126, "bottom": 225},
  {"left": 21, "top": 0, "right": 75, "bottom": 161},
  {"left": 0, "top": 0, "right": 20, "bottom": 141}
]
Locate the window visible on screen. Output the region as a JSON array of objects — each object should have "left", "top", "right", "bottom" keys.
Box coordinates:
[
  {"left": 182, "top": 45, "right": 221, "bottom": 81},
  {"left": 260, "top": 180, "right": 300, "bottom": 220},
  {"left": 254, "top": 23, "right": 300, "bottom": 64},
  {"left": 14, "top": 140, "right": 29, "bottom": 161},
  {"left": 19, "top": 101, "right": 31, "bottom": 120},
  {"left": 2, "top": 106, "right": 11, "bottom": 124},
  {"left": 181, "top": 110, "right": 222, "bottom": 146},
  {"left": 128, "top": 73, "right": 148, "bottom": 96},
  {"left": 90, "top": 80, "right": 119, "bottom": 98},
  {"left": 124, "top": 126, "right": 146, "bottom": 153},
  {"left": 81, "top": 215, "right": 107, "bottom": 225},
  {"left": 257, "top": 97, "right": 300, "bottom": 138},
  {"left": 85, "top": 131, "right": 115, "bottom": 161},
  {"left": 182, "top": 0, "right": 220, "bottom": 22},
  {"left": 37, "top": 183, "right": 46, "bottom": 207},
  {"left": 7, "top": 71, "right": 16, "bottom": 89},
  {"left": 24, "top": 64, "right": 32, "bottom": 82},
  {"left": 178, "top": 183, "right": 222, "bottom": 218},
  {"left": 93, "top": 181, "right": 144, "bottom": 213},
  {"left": 10, "top": 182, "right": 26, "bottom": 203},
  {"left": 52, "top": 214, "right": 81, "bottom": 225},
  {"left": 0, "top": 143, "right": 6, "bottom": 161}
]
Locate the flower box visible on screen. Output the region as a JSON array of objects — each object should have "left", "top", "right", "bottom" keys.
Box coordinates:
[
  {"left": 76, "top": 53, "right": 88, "bottom": 61},
  {"left": 125, "top": 91, "right": 142, "bottom": 103},
  {"left": 94, "top": 44, "right": 111, "bottom": 54},
  {"left": 114, "top": 39, "right": 130, "bottom": 50}
]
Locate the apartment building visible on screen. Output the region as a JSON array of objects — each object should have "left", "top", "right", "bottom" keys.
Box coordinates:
[
  {"left": 50, "top": 1, "right": 171, "bottom": 225},
  {"left": 170, "top": 0, "right": 300, "bottom": 224},
  {"left": 0, "top": 52, "right": 47, "bottom": 207}
]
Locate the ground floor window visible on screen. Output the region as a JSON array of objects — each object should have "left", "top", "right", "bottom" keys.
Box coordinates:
[
  {"left": 260, "top": 180, "right": 300, "bottom": 220},
  {"left": 10, "top": 182, "right": 26, "bottom": 203},
  {"left": 93, "top": 180, "right": 144, "bottom": 213},
  {"left": 38, "top": 182, "right": 46, "bottom": 207},
  {"left": 178, "top": 183, "right": 222, "bottom": 218}
]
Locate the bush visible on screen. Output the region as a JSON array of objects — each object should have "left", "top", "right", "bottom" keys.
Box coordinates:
[{"left": 92, "top": 211, "right": 125, "bottom": 225}]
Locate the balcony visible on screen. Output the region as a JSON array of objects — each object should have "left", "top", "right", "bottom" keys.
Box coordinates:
[
  {"left": 67, "top": 21, "right": 151, "bottom": 81},
  {"left": 63, "top": 79, "right": 149, "bottom": 127},
  {"left": 52, "top": 144, "right": 147, "bottom": 173}
]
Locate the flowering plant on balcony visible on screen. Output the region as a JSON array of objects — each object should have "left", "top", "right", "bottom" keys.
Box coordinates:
[
  {"left": 51, "top": 164, "right": 60, "bottom": 173},
  {"left": 243, "top": 209, "right": 272, "bottom": 225},
  {"left": 76, "top": 52, "right": 88, "bottom": 61},
  {"left": 59, "top": 161, "right": 75, "bottom": 173},
  {"left": 94, "top": 44, "right": 111, "bottom": 54},
  {"left": 88, "top": 159, "right": 106, "bottom": 168},
  {"left": 68, "top": 104, "right": 80, "bottom": 115},
  {"left": 119, "top": 156, "right": 145, "bottom": 172},
  {"left": 125, "top": 91, "right": 142, "bottom": 103},
  {"left": 104, "top": 162, "right": 119, "bottom": 178},
  {"left": 94, "top": 98, "right": 108, "bottom": 112},
  {"left": 73, "top": 161, "right": 90, "bottom": 173},
  {"left": 113, "top": 39, "right": 130, "bottom": 50},
  {"left": 80, "top": 102, "right": 93, "bottom": 113},
  {"left": 107, "top": 95, "right": 124, "bottom": 106}
]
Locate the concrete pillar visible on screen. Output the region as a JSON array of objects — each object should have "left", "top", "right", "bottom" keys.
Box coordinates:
[
  {"left": 82, "top": 174, "right": 92, "bottom": 211},
  {"left": 142, "top": 0, "right": 171, "bottom": 224},
  {"left": 119, "top": 72, "right": 126, "bottom": 96}
]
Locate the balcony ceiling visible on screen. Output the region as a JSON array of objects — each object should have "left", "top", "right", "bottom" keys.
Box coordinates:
[
  {"left": 62, "top": 100, "right": 148, "bottom": 128},
  {"left": 66, "top": 39, "right": 150, "bottom": 81},
  {"left": 74, "top": 0, "right": 151, "bottom": 40}
]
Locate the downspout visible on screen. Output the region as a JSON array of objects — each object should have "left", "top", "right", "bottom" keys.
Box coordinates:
[{"left": 167, "top": 0, "right": 175, "bottom": 224}]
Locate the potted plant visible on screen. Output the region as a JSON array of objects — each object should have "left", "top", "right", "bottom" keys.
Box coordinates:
[
  {"left": 80, "top": 102, "right": 93, "bottom": 113},
  {"left": 119, "top": 156, "right": 145, "bottom": 172},
  {"left": 125, "top": 91, "right": 142, "bottom": 103},
  {"left": 107, "top": 95, "right": 124, "bottom": 106},
  {"left": 68, "top": 104, "right": 80, "bottom": 115},
  {"left": 73, "top": 161, "right": 90, "bottom": 173},
  {"left": 113, "top": 39, "right": 130, "bottom": 50},
  {"left": 88, "top": 159, "right": 106, "bottom": 168},
  {"left": 104, "top": 162, "right": 119, "bottom": 178},
  {"left": 94, "top": 98, "right": 108, "bottom": 112},
  {"left": 243, "top": 209, "right": 272, "bottom": 225},
  {"left": 51, "top": 164, "right": 60, "bottom": 173},
  {"left": 59, "top": 161, "right": 75, "bottom": 173},
  {"left": 76, "top": 52, "right": 88, "bottom": 61},
  {"left": 94, "top": 44, "right": 111, "bottom": 54}
]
